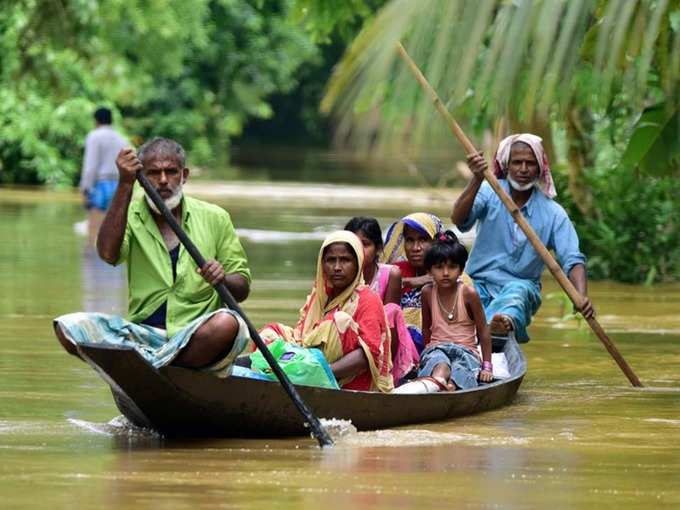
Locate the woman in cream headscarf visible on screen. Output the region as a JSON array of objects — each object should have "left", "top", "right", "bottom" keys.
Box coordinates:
[{"left": 260, "top": 231, "right": 393, "bottom": 393}]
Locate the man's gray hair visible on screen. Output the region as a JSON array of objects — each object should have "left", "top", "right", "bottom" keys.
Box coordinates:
[{"left": 138, "top": 137, "right": 186, "bottom": 168}]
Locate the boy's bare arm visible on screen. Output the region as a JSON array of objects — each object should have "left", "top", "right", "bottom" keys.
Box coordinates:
[{"left": 466, "top": 286, "right": 493, "bottom": 382}]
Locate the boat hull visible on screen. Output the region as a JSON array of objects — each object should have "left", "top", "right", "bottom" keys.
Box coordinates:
[{"left": 78, "top": 336, "right": 526, "bottom": 437}]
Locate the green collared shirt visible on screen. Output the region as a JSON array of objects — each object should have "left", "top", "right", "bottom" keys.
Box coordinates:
[{"left": 116, "top": 196, "right": 251, "bottom": 337}]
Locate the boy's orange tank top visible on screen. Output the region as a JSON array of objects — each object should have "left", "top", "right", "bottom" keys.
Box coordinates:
[{"left": 429, "top": 280, "right": 480, "bottom": 358}]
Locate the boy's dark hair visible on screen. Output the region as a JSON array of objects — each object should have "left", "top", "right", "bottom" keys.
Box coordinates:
[
  {"left": 424, "top": 230, "right": 468, "bottom": 270},
  {"left": 94, "top": 107, "right": 112, "bottom": 125},
  {"left": 344, "top": 216, "right": 384, "bottom": 250}
]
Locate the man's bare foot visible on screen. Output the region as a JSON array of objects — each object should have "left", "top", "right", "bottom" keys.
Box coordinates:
[{"left": 489, "top": 314, "right": 513, "bottom": 336}]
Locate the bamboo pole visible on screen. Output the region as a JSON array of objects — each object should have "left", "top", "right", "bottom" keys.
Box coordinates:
[{"left": 396, "top": 42, "right": 643, "bottom": 387}]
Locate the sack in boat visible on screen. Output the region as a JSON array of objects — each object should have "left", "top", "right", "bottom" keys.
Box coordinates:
[{"left": 250, "top": 338, "right": 340, "bottom": 389}]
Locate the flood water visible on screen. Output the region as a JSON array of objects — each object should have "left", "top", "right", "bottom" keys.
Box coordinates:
[{"left": 1, "top": 163, "right": 679, "bottom": 509}]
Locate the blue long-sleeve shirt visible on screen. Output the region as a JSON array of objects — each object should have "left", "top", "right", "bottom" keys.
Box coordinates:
[{"left": 458, "top": 180, "right": 586, "bottom": 296}]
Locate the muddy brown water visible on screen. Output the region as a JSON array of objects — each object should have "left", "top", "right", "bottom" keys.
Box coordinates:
[{"left": 0, "top": 182, "right": 678, "bottom": 509}]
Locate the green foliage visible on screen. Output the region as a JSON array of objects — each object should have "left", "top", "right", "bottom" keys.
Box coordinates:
[
  {"left": 545, "top": 291, "right": 585, "bottom": 326},
  {"left": 620, "top": 104, "right": 680, "bottom": 176},
  {"left": 0, "top": 0, "right": 206, "bottom": 184},
  {"left": 553, "top": 101, "right": 680, "bottom": 283},
  {"left": 323, "top": 0, "right": 679, "bottom": 147},
  {"left": 236, "top": 0, "right": 386, "bottom": 145},
  {"left": 580, "top": 172, "right": 679, "bottom": 283},
  {"left": 123, "top": 0, "right": 318, "bottom": 167},
  {"left": 0, "top": 0, "right": 317, "bottom": 184},
  {"left": 291, "top": 0, "right": 386, "bottom": 43}
]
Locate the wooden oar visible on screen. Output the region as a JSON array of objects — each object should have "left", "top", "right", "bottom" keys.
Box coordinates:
[
  {"left": 396, "top": 42, "right": 643, "bottom": 387},
  {"left": 136, "top": 172, "right": 335, "bottom": 446}
]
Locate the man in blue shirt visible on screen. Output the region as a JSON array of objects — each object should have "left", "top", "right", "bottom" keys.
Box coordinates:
[{"left": 452, "top": 133, "right": 594, "bottom": 342}]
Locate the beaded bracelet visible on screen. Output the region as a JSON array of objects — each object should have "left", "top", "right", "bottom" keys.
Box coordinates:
[{"left": 482, "top": 361, "right": 493, "bottom": 371}]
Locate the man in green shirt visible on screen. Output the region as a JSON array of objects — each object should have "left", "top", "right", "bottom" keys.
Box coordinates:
[{"left": 54, "top": 138, "right": 252, "bottom": 375}]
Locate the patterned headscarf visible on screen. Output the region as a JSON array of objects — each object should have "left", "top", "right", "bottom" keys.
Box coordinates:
[
  {"left": 493, "top": 133, "right": 557, "bottom": 198},
  {"left": 381, "top": 212, "right": 444, "bottom": 264}
]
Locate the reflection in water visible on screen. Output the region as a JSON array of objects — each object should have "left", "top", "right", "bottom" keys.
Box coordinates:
[
  {"left": 80, "top": 247, "right": 126, "bottom": 314},
  {"left": 316, "top": 441, "right": 541, "bottom": 510}
]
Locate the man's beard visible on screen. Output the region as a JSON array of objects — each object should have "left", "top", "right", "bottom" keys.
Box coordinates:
[
  {"left": 145, "top": 185, "right": 183, "bottom": 215},
  {"left": 508, "top": 175, "right": 537, "bottom": 192}
]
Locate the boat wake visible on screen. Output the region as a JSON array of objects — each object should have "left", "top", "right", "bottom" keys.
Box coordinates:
[
  {"left": 336, "top": 429, "right": 530, "bottom": 448},
  {"left": 67, "top": 415, "right": 161, "bottom": 439},
  {"left": 317, "top": 418, "right": 358, "bottom": 442}
]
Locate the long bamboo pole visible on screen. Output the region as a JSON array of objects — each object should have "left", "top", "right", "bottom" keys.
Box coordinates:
[{"left": 396, "top": 42, "right": 642, "bottom": 387}]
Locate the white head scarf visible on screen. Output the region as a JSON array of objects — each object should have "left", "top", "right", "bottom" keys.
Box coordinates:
[{"left": 493, "top": 133, "right": 557, "bottom": 198}]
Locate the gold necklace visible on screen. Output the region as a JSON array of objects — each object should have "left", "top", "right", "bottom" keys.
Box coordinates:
[{"left": 436, "top": 286, "right": 458, "bottom": 321}]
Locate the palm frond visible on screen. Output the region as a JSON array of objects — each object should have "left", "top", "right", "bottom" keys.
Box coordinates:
[{"left": 322, "top": 0, "right": 679, "bottom": 153}]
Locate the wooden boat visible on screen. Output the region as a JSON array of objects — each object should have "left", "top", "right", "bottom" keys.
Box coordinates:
[{"left": 78, "top": 336, "right": 526, "bottom": 437}]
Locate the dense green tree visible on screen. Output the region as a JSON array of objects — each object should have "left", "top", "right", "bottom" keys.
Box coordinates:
[
  {"left": 0, "top": 0, "right": 316, "bottom": 184},
  {"left": 124, "top": 0, "right": 318, "bottom": 165},
  {"left": 238, "top": 0, "right": 386, "bottom": 145},
  {"left": 290, "top": 0, "right": 386, "bottom": 43},
  {"left": 0, "top": 0, "right": 207, "bottom": 184}
]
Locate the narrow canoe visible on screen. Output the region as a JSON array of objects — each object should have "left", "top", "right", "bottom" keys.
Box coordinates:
[{"left": 78, "top": 336, "right": 526, "bottom": 437}]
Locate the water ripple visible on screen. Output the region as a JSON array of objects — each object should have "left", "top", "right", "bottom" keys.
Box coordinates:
[
  {"left": 67, "top": 416, "right": 161, "bottom": 438},
  {"left": 337, "top": 429, "right": 531, "bottom": 448}
]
